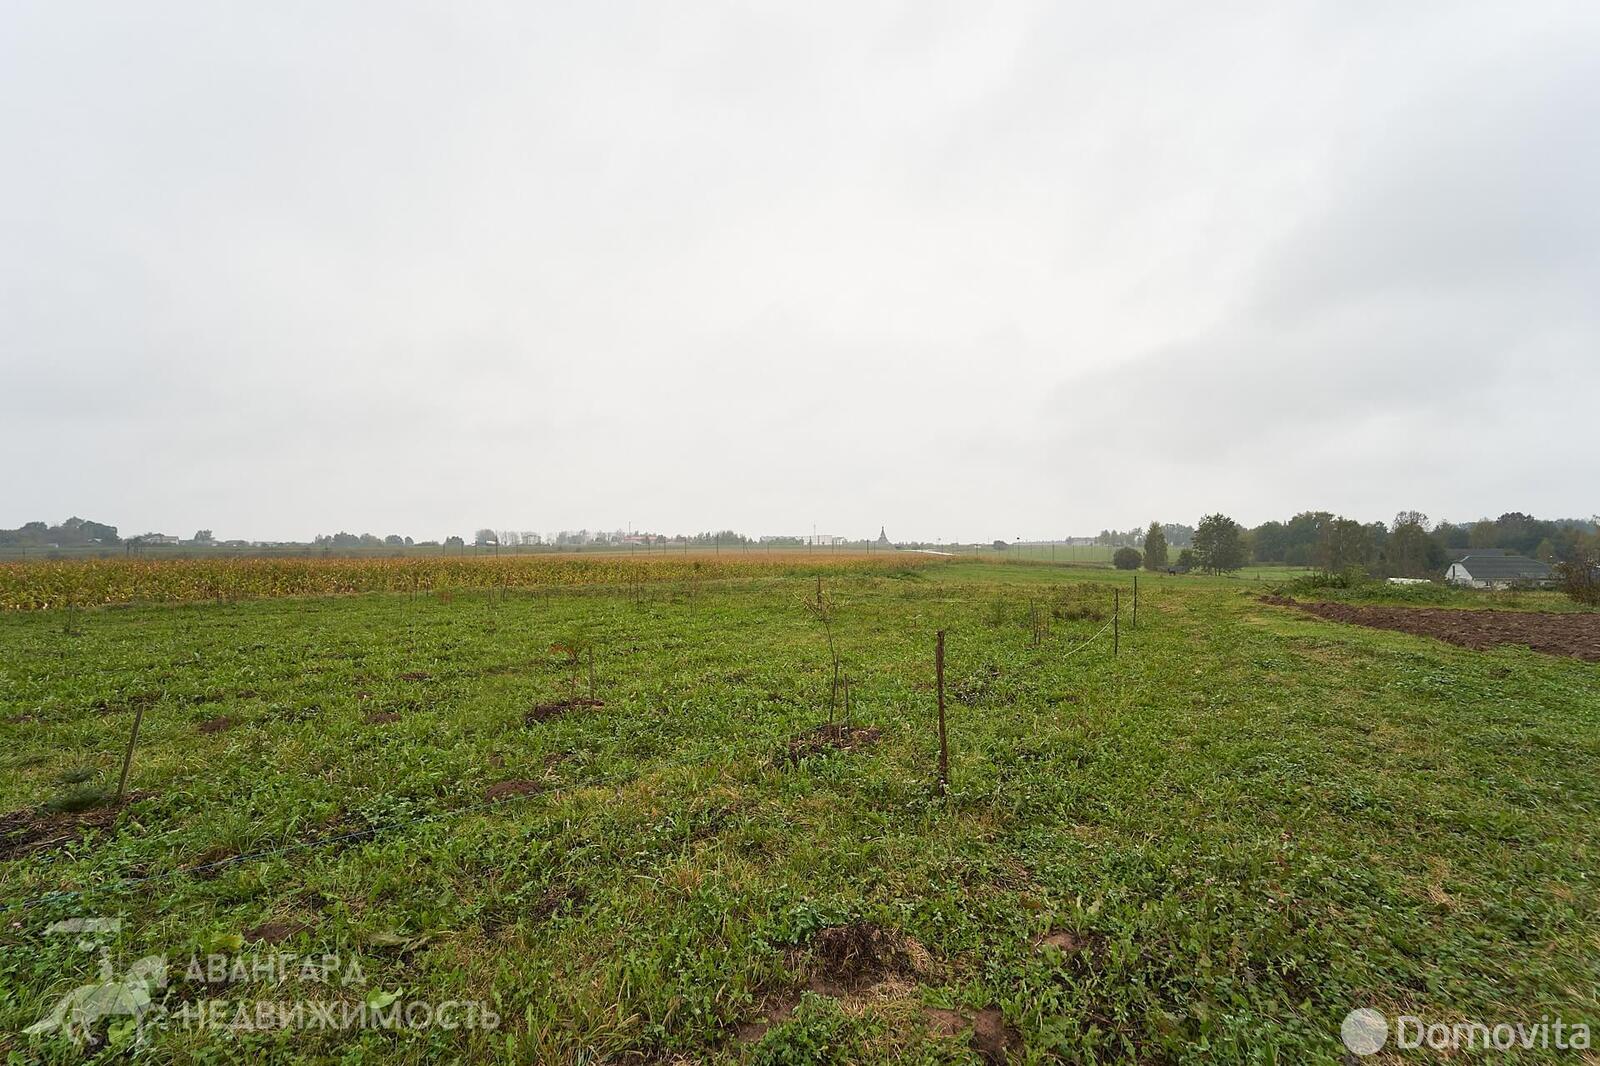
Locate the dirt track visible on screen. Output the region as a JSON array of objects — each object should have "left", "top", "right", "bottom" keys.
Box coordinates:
[{"left": 1259, "top": 595, "right": 1600, "bottom": 662}]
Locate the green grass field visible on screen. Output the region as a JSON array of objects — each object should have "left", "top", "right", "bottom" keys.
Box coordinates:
[
  {"left": 2, "top": 563, "right": 1596, "bottom": 1062},
  {"left": 969, "top": 546, "right": 1118, "bottom": 566}
]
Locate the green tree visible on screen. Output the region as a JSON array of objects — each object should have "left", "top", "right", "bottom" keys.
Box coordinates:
[
  {"left": 1192, "top": 513, "right": 1246, "bottom": 574},
  {"left": 1388, "top": 512, "right": 1433, "bottom": 577},
  {"left": 1251, "top": 520, "right": 1288, "bottom": 562},
  {"left": 1113, "top": 546, "right": 1142, "bottom": 570},
  {"left": 1161, "top": 523, "right": 1195, "bottom": 549},
  {"left": 1142, "top": 522, "right": 1168, "bottom": 570},
  {"left": 1319, "top": 517, "right": 1374, "bottom": 574}
]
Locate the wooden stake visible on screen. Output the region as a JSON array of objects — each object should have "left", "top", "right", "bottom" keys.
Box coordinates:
[
  {"left": 1113, "top": 589, "right": 1120, "bottom": 657},
  {"left": 829, "top": 660, "right": 839, "bottom": 726},
  {"left": 936, "top": 630, "right": 949, "bottom": 794},
  {"left": 117, "top": 700, "right": 147, "bottom": 801},
  {"left": 1132, "top": 574, "right": 1139, "bottom": 630}
]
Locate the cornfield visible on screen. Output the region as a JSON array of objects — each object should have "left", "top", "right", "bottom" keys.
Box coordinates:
[{"left": 0, "top": 552, "right": 942, "bottom": 610}]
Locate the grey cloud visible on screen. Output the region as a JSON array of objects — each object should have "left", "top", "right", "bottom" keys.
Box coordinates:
[{"left": 2, "top": 2, "right": 1595, "bottom": 539}]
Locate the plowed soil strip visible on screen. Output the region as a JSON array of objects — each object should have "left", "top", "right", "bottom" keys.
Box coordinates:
[{"left": 1259, "top": 595, "right": 1600, "bottom": 662}]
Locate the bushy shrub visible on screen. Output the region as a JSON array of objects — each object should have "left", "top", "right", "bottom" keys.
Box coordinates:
[
  {"left": 1113, "top": 547, "right": 1142, "bottom": 570},
  {"left": 1283, "top": 567, "right": 1370, "bottom": 594},
  {"left": 1556, "top": 553, "right": 1600, "bottom": 606}
]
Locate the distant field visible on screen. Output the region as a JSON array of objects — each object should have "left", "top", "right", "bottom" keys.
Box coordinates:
[
  {"left": 0, "top": 550, "right": 1330, "bottom": 611},
  {"left": 971, "top": 545, "right": 1118, "bottom": 565},
  {"left": 2, "top": 563, "right": 1596, "bottom": 1062},
  {"left": 970, "top": 547, "right": 1320, "bottom": 584},
  {"left": 1272, "top": 578, "right": 1589, "bottom": 613},
  {"left": 0, "top": 551, "right": 941, "bottom": 611}
]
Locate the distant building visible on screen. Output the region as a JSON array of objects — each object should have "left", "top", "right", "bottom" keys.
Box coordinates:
[
  {"left": 130, "top": 533, "right": 179, "bottom": 546},
  {"left": 1445, "top": 553, "right": 1555, "bottom": 589},
  {"left": 806, "top": 534, "right": 844, "bottom": 546},
  {"left": 876, "top": 526, "right": 891, "bottom": 547}
]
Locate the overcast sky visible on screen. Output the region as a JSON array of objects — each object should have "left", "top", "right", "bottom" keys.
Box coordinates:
[{"left": 3, "top": 2, "right": 1596, "bottom": 543}]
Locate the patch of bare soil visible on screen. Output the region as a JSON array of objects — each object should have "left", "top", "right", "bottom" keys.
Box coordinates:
[
  {"left": 806, "top": 921, "right": 932, "bottom": 994},
  {"left": 244, "top": 921, "right": 307, "bottom": 944},
  {"left": 0, "top": 792, "right": 149, "bottom": 861},
  {"left": 735, "top": 992, "right": 799, "bottom": 1044},
  {"left": 1260, "top": 595, "right": 1600, "bottom": 661},
  {"left": 187, "top": 844, "right": 243, "bottom": 878},
  {"left": 364, "top": 711, "right": 402, "bottom": 725},
  {"left": 784, "top": 723, "right": 881, "bottom": 763},
  {"left": 530, "top": 882, "right": 588, "bottom": 920},
  {"left": 483, "top": 779, "right": 546, "bottom": 802},
  {"left": 737, "top": 924, "right": 958, "bottom": 1048},
  {"left": 970, "top": 1005, "right": 1024, "bottom": 1064},
  {"left": 196, "top": 716, "right": 235, "bottom": 734},
  {"left": 524, "top": 697, "right": 603, "bottom": 724},
  {"left": 1033, "top": 928, "right": 1102, "bottom": 956},
  {"left": 398, "top": 670, "right": 432, "bottom": 682},
  {"left": 915, "top": 1004, "right": 1022, "bottom": 1063}
]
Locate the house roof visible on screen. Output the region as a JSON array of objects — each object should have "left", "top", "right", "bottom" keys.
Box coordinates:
[{"left": 1454, "top": 554, "right": 1553, "bottom": 580}]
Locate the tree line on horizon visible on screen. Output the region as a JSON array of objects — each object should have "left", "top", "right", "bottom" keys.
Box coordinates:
[
  {"left": 1113, "top": 511, "right": 1600, "bottom": 577},
  {"left": 4, "top": 512, "right": 1596, "bottom": 578}
]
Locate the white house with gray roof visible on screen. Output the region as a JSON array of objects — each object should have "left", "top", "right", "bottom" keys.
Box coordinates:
[{"left": 1444, "top": 553, "right": 1555, "bottom": 589}]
